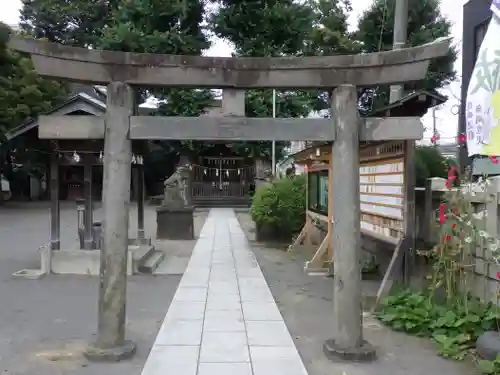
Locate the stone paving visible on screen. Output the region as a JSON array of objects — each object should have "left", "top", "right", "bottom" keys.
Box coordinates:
[{"left": 141, "top": 208, "right": 308, "bottom": 375}]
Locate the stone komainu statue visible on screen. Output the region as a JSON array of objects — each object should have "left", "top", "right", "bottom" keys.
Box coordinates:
[{"left": 163, "top": 165, "right": 190, "bottom": 207}]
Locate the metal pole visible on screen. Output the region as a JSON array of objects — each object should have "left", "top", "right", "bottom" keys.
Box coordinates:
[{"left": 272, "top": 89, "right": 276, "bottom": 176}]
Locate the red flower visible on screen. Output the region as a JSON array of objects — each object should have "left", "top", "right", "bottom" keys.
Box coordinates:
[
  {"left": 452, "top": 223, "right": 457, "bottom": 229},
  {"left": 459, "top": 134, "right": 467, "bottom": 144},
  {"left": 497, "top": 271, "right": 500, "bottom": 280},
  {"left": 490, "top": 156, "right": 499, "bottom": 164},
  {"left": 446, "top": 167, "right": 457, "bottom": 189},
  {"left": 439, "top": 204, "right": 447, "bottom": 224},
  {"left": 443, "top": 234, "right": 452, "bottom": 242},
  {"left": 431, "top": 135, "right": 437, "bottom": 144}
]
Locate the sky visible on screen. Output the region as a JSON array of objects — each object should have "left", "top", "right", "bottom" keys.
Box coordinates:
[{"left": 1, "top": 0, "right": 466, "bottom": 145}]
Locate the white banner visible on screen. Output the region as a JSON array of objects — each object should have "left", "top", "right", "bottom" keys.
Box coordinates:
[
  {"left": 493, "top": 0, "right": 500, "bottom": 18},
  {"left": 465, "top": 2, "right": 500, "bottom": 156}
]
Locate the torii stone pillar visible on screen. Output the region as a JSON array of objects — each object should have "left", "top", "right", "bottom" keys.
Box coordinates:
[
  {"left": 323, "top": 85, "right": 375, "bottom": 360},
  {"left": 84, "top": 82, "right": 136, "bottom": 361}
]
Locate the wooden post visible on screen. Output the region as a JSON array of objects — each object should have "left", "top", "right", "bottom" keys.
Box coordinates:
[
  {"left": 136, "top": 163, "right": 145, "bottom": 241},
  {"left": 323, "top": 84, "right": 375, "bottom": 361},
  {"left": 304, "top": 168, "right": 312, "bottom": 246},
  {"left": 50, "top": 152, "right": 60, "bottom": 250},
  {"left": 423, "top": 177, "right": 433, "bottom": 245},
  {"left": 327, "top": 154, "right": 333, "bottom": 261},
  {"left": 403, "top": 142, "right": 416, "bottom": 282},
  {"left": 83, "top": 157, "right": 93, "bottom": 249},
  {"left": 84, "top": 82, "right": 136, "bottom": 362}
]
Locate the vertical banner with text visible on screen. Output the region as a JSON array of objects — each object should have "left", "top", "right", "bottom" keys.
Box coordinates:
[{"left": 465, "top": 0, "right": 500, "bottom": 156}]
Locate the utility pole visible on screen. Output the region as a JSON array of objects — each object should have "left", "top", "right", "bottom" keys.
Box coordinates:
[
  {"left": 389, "top": 0, "right": 408, "bottom": 103},
  {"left": 272, "top": 89, "right": 276, "bottom": 176},
  {"left": 432, "top": 107, "right": 437, "bottom": 147},
  {"left": 389, "top": 0, "right": 413, "bottom": 284}
]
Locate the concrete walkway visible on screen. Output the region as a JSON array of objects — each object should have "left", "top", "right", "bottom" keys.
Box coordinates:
[{"left": 141, "top": 208, "right": 308, "bottom": 375}]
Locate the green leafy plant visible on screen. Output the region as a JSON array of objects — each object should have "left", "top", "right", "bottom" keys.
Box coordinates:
[
  {"left": 377, "top": 289, "right": 500, "bottom": 360},
  {"left": 378, "top": 160, "right": 500, "bottom": 362},
  {"left": 476, "top": 354, "right": 500, "bottom": 374},
  {"left": 251, "top": 175, "right": 306, "bottom": 237}
]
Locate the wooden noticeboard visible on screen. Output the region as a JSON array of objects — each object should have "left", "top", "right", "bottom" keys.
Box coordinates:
[{"left": 359, "top": 141, "right": 405, "bottom": 244}]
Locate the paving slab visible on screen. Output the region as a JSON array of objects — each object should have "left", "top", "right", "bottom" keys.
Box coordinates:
[{"left": 141, "top": 208, "right": 309, "bottom": 375}]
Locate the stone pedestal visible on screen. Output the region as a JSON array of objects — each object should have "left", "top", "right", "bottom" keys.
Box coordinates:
[{"left": 156, "top": 206, "right": 194, "bottom": 240}]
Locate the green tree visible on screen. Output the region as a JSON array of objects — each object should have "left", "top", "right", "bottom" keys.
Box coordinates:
[
  {"left": 0, "top": 23, "right": 67, "bottom": 135},
  {"left": 20, "top": 0, "right": 216, "bottom": 161},
  {"left": 415, "top": 146, "right": 449, "bottom": 187},
  {"left": 305, "top": 0, "right": 359, "bottom": 57},
  {"left": 355, "top": 0, "right": 457, "bottom": 112},
  {"left": 210, "top": 0, "right": 360, "bottom": 145},
  {"left": 0, "top": 23, "right": 67, "bottom": 174},
  {"left": 302, "top": 0, "right": 361, "bottom": 113},
  {"left": 97, "top": 0, "right": 219, "bottom": 162},
  {"left": 20, "top": 0, "right": 120, "bottom": 47},
  {"left": 209, "top": 0, "right": 319, "bottom": 159}
]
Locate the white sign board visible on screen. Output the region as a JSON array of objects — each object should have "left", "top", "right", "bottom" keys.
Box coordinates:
[{"left": 359, "top": 157, "right": 405, "bottom": 243}]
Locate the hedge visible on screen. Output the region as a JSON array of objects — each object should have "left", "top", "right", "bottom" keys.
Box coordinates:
[{"left": 251, "top": 175, "right": 306, "bottom": 238}]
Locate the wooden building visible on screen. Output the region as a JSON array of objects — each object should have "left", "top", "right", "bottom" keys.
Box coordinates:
[
  {"left": 4, "top": 87, "right": 259, "bottom": 205},
  {"left": 288, "top": 90, "right": 446, "bottom": 274}
]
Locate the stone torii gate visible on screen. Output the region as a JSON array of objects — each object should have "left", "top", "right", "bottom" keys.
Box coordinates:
[{"left": 8, "top": 34, "right": 451, "bottom": 362}]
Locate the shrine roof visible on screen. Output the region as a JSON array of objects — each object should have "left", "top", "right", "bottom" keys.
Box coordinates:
[{"left": 5, "top": 92, "right": 106, "bottom": 141}]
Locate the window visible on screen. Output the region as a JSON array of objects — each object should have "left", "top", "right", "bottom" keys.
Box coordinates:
[
  {"left": 308, "top": 170, "right": 328, "bottom": 215},
  {"left": 474, "top": 18, "right": 491, "bottom": 63},
  {"left": 308, "top": 172, "right": 318, "bottom": 211}
]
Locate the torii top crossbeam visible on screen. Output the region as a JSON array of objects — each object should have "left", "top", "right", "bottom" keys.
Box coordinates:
[{"left": 7, "top": 35, "right": 451, "bottom": 89}]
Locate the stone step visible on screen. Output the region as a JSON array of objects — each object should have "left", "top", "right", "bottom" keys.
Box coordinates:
[
  {"left": 192, "top": 198, "right": 251, "bottom": 208},
  {"left": 138, "top": 250, "right": 165, "bottom": 274},
  {"left": 131, "top": 244, "right": 156, "bottom": 273}
]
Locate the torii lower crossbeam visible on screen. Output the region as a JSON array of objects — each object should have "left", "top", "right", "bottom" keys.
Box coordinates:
[{"left": 38, "top": 115, "right": 423, "bottom": 141}]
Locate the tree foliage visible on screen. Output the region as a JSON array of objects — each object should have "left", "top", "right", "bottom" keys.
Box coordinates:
[
  {"left": 0, "top": 23, "right": 67, "bottom": 137},
  {"left": 209, "top": 0, "right": 358, "bottom": 157},
  {"left": 0, "top": 22, "right": 67, "bottom": 179},
  {"left": 20, "top": 0, "right": 119, "bottom": 47},
  {"left": 209, "top": 0, "right": 316, "bottom": 158},
  {"left": 20, "top": 0, "right": 215, "bottom": 162},
  {"left": 415, "top": 146, "right": 451, "bottom": 187},
  {"left": 355, "top": 0, "right": 457, "bottom": 112},
  {"left": 302, "top": 0, "right": 361, "bottom": 113}
]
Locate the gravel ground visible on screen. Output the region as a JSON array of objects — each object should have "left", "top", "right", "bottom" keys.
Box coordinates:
[
  {"left": 0, "top": 202, "right": 207, "bottom": 375},
  {"left": 235, "top": 211, "right": 479, "bottom": 375}
]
